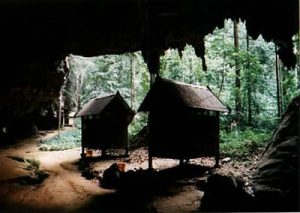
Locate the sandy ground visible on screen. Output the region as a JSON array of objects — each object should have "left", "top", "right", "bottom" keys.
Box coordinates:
[
  {"left": 0, "top": 130, "right": 207, "bottom": 213},
  {"left": 0, "top": 129, "right": 258, "bottom": 213},
  {"left": 0, "top": 131, "right": 113, "bottom": 213}
]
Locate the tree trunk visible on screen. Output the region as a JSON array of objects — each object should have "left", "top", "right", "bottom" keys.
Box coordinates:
[
  {"left": 218, "top": 39, "right": 226, "bottom": 97},
  {"left": 246, "top": 32, "right": 252, "bottom": 125},
  {"left": 189, "top": 57, "right": 194, "bottom": 84},
  {"left": 57, "top": 92, "right": 62, "bottom": 137},
  {"left": 234, "top": 19, "right": 241, "bottom": 123},
  {"left": 76, "top": 73, "right": 83, "bottom": 113},
  {"left": 62, "top": 57, "right": 70, "bottom": 126},
  {"left": 130, "top": 54, "right": 136, "bottom": 110},
  {"left": 218, "top": 70, "right": 225, "bottom": 97},
  {"left": 297, "top": 33, "right": 300, "bottom": 88},
  {"left": 275, "top": 45, "right": 283, "bottom": 118},
  {"left": 248, "top": 87, "right": 252, "bottom": 125}
]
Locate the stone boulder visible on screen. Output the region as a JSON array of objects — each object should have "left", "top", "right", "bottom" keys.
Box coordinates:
[{"left": 252, "top": 95, "right": 299, "bottom": 211}]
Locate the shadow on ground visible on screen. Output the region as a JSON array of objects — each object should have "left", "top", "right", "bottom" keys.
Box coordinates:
[{"left": 79, "top": 164, "right": 211, "bottom": 212}]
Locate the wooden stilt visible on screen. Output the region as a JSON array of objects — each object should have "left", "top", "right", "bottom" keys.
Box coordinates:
[
  {"left": 148, "top": 151, "right": 153, "bottom": 169},
  {"left": 81, "top": 144, "right": 85, "bottom": 158},
  {"left": 148, "top": 74, "right": 156, "bottom": 170},
  {"left": 125, "top": 128, "right": 129, "bottom": 157},
  {"left": 215, "top": 112, "right": 220, "bottom": 167},
  {"left": 179, "top": 159, "right": 184, "bottom": 166},
  {"left": 215, "top": 153, "right": 220, "bottom": 168}
]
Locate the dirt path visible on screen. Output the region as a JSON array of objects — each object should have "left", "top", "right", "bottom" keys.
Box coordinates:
[
  {"left": 0, "top": 130, "right": 206, "bottom": 213},
  {"left": 0, "top": 131, "right": 113, "bottom": 213}
]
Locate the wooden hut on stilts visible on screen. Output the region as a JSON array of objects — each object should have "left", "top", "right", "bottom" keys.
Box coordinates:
[
  {"left": 76, "top": 91, "right": 135, "bottom": 158},
  {"left": 138, "top": 77, "right": 228, "bottom": 168}
]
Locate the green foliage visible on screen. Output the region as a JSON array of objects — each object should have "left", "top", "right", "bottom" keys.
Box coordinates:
[
  {"left": 8, "top": 155, "right": 41, "bottom": 172},
  {"left": 67, "top": 52, "right": 150, "bottom": 140},
  {"left": 80, "top": 54, "right": 129, "bottom": 105},
  {"left": 11, "top": 157, "right": 50, "bottom": 185},
  {"left": 25, "top": 158, "right": 41, "bottom": 172},
  {"left": 73, "top": 117, "right": 82, "bottom": 129},
  {"left": 160, "top": 49, "right": 183, "bottom": 81},
  {"left": 281, "top": 67, "right": 299, "bottom": 112},
  {"left": 39, "top": 129, "right": 81, "bottom": 151},
  {"left": 128, "top": 113, "right": 148, "bottom": 140},
  {"left": 160, "top": 46, "right": 202, "bottom": 84},
  {"left": 251, "top": 114, "right": 278, "bottom": 131},
  {"left": 220, "top": 128, "right": 271, "bottom": 160},
  {"left": 63, "top": 55, "right": 96, "bottom": 113}
]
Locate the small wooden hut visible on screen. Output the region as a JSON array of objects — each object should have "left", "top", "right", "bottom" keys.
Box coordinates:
[
  {"left": 138, "top": 77, "right": 228, "bottom": 167},
  {"left": 76, "top": 92, "right": 134, "bottom": 157}
]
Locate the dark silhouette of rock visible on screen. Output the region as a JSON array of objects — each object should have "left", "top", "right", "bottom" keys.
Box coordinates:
[
  {"left": 199, "top": 174, "right": 254, "bottom": 212},
  {"left": 252, "top": 95, "right": 300, "bottom": 211},
  {"left": 101, "top": 163, "right": 122, "bottom": 189}
]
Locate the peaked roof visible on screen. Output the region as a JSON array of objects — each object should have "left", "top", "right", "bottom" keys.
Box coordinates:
[
  {"left": 76, "top": 92, "right": 132, "bottom": 117},
  {"left": 138, "top": 77, "right": 228, "bottom": 112}
]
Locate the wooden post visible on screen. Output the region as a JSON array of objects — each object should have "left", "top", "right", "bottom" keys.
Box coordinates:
[
  {"left": 141, "top": 0, "right": 160, "bottom": 170},
  {"left": 81, "top": 119, "right": 85, "bottom": 158},
  {"left": 125, "top": 127, "right": 129, "bottom": 157},
  {"left": 179, "top": 159, "right": 184, "bottom": 166},
  {"left": 148, "top": 113, "right": 153, "bottom": 170},
  {"left": 215, "top": 112, "right": 220, "bottom": 167},
  {"left": 81, "top": 143, "right": 85, "bottom": 158},
  {"left": 148, "top": 73, "right": 156, "bottom": 170}
]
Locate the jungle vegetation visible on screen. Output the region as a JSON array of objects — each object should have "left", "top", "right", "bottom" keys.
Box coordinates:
[{"left": 55, "top": 20, "right": 298, "bottom": 158}]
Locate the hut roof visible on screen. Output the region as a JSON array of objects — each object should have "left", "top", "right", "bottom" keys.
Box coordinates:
[
  {"left": 138, "top": 77, "right": 228, "bottom": 112},
  {"left": 76, "top": 92, "right": 133, "bottom": 117}
]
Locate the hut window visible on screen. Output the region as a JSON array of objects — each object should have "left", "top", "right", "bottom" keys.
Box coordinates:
[
  {"left": 211, "top": 111, "right": 217, "bottom": 116},
  {"left": 197, "top": 111, "right": 203, "bottom": 116}
]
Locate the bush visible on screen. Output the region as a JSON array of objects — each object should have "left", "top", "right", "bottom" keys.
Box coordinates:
[
  {"left": 220, "top": 128, "right": 271, "bottom": 160},
  {"left": 39, "top": 128, "right": 81, "bottom": 151}
]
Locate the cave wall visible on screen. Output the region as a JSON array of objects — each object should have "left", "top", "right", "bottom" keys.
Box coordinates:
[{"left": 0, "top": 61, "right": 67, "bottom": 142}]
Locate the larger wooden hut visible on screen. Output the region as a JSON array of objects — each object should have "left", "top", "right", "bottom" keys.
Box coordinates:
[
  {"left": 138, "top": 77, "right": 228, "bottom": 167},
  {"left": 76, "top": 92, "right": 134, "bottom": 157}
]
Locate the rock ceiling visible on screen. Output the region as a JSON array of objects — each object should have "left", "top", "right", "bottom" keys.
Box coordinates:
[{"left": 0, "top": 0, "right": 298, "bottom": 131}]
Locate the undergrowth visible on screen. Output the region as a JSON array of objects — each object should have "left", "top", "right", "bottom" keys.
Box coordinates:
[
  {"left": 220, "top": 128, "right": 271, "bottom": 160},
  {"left": 39, "top": 128, "right": 81, "bottom": 151},
  {"left": 24, "top": 158, "right": 41, "bottom": 172},
  {"left": 8, "top": 155, "right": 49, "bottom": 184}
]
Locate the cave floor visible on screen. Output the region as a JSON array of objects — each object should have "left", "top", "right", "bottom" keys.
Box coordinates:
[{"left": 0, "top": 128, "right": 257, "bottom": 212}]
